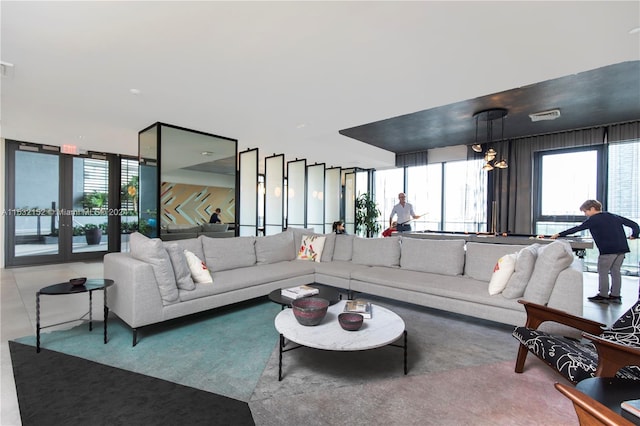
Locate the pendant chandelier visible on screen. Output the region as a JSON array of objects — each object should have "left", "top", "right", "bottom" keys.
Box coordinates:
[{"left": 471, "top": 108, "right": 508, "bottom": 170}]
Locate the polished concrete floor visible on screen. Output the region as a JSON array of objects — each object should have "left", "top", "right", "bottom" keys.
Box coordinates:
[{"left": 1, "top": 261, "right": 638, "bottom": 426}]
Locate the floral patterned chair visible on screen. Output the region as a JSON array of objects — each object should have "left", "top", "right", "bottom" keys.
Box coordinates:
[{"left": 512, "top": 299, "right": 640, "bottom": 383}]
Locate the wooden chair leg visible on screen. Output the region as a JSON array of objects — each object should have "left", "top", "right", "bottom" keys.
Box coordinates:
[{"left": 515, "top": 343, "right": 529, "bottom": 373}]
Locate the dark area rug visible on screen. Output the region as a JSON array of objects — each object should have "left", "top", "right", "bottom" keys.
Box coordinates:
[{"left": 9, "top": 341, "right": 255, "bottom": 426}]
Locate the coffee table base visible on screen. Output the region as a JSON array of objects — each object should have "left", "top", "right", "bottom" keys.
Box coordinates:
[{"left": 278, "top": 330, "right": 408, "bottom": 381}]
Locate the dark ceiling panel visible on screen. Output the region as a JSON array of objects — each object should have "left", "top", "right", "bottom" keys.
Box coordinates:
[{"left": 339, "top": 61, "right": 640, "bottom": 154}]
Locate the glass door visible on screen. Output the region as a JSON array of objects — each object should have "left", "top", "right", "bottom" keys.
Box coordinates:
[
  {"left": 6, "top": 145, "right": 64, "bottom": 265},
  {"left": 69, "top": 156, "right": 110, "bottom": 255},
  {"left": 5, "top": 141, "right": 110, "bottom": 266}
]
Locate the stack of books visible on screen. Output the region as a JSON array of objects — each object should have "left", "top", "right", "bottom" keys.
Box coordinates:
[
  {"left": 281, "top": 285, "right": 319, "bottom": 300},
  {"left": 343, "top": 299, "right": 372, "bottom": 319},
  {"left": 621, "top": 399, "right": 640, "bottom": 422}
]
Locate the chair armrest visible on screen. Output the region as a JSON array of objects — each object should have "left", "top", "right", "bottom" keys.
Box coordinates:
[
  {"left": 518, "top": 299, "right": 606, "bottom": 333},
  {"left": 554, "top": 383, "right": 635, "bottom": 426},
  {"left": 583, "top": 333, "right": 640, "bottom": 377}
]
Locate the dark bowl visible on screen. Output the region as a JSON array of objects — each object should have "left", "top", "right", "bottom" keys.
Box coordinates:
[
  {"left": 338, "top": 312, "right": 364, "bottom": 331},
  {"left": 291, "top": 297, "right": 329, "bottom": 326},
  {"left": 69, "top": 277, "right": 87, "bottom": 286}
]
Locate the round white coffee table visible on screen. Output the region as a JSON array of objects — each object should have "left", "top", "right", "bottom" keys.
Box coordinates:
[{"left": 274, "top": 300, "right": 407, "bottom": 380}]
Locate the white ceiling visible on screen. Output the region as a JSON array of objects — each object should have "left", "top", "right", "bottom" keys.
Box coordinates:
[{"left": 1, "top": 1, "right": 639, "bottom": 171}]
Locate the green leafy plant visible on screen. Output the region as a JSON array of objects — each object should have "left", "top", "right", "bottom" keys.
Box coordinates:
[
  {"left": 83, "top": 191, "right": 108, "bottom": 209},
  {"left": 355, "top": 193, "right": 381, "bottom": 237}
]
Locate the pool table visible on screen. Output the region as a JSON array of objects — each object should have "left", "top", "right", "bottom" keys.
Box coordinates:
[{"left": 398, "top": 230, "right": 593, "bottom": 258}]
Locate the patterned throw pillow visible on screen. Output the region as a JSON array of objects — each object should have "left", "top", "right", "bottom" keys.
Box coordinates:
[
  {"left": 296, "top": 235, "right": 326, "bottom": 263},
  {"left": 184, "top": 249, "right": 213, "bottom": 284}
]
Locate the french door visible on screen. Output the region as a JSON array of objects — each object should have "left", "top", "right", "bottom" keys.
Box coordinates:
[{"left": 5, "top": 141, "right": 116, "bottom": 266}]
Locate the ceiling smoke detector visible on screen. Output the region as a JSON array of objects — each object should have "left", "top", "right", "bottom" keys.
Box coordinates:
[{"left": 529, "top": 109, "right": 561, "bottom": 122}]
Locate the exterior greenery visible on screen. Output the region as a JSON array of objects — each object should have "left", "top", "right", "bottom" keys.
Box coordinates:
[{"left": 355, "top": 193, "right": 381, "bottom": 237}]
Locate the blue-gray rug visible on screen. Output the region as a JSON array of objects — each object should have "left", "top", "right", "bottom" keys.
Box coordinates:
[{"left": 14, "top": 299, "right": 281, "bottom": 402}]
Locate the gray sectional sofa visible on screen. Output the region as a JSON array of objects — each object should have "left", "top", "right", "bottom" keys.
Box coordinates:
[{"left": 104, "top": 228, "right": 583, "bottom": 345}]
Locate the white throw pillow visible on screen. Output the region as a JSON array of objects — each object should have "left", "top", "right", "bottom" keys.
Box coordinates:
[
  {"left": 296, "top": 235, "right": 326, "bottom": 263},
  {"left": 488, "top": 253, "right": 517, "bottom": 295},
  {"left": 184, "top": 249, "right": 213, "bottom": 284}
]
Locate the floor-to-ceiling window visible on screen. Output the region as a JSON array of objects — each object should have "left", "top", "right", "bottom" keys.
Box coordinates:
[
  {"left": 534, "top": 141, "right": 639, "bottom": 275},
  {"left": 374, "top": 158, "right": 486, "bottom": 235}
]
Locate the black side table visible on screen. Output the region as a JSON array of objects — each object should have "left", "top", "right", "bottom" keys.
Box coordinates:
[
  {"left": 268, "top": 284, "right": 342, "bottom": 309},
  {"left": 576, "top": 377, "right": 640, "bottom": 424},
  {"left": 36, "top": 279, "right": 114, "bottom": 353}
]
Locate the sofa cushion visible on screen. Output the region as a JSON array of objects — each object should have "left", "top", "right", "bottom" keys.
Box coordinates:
[
  {"left": 488, "top": 253, "right": 517, "bottom": 295},
  {"left": 333, "top": 234, "right": 355, "bottom": 261},
  {"left": 400, "top": 237, "right": 465, "bottom": 276},
  {"left": 255, "top": 231, "right": 296, "bottom": 264},
  {"left": 201, "top": 235, "right": 256, "bottom": 272},
  {"left": 168, "top": 237, "right": 206, "bottom": 263},
  {"left": 502, "top": 244, "right": 540, "bottom": 299},
  {"left": 164, "top": 243, "right": 196, "bottom": 291},
  {"left": 523, "top": 241, "right": 574, "bottom": 304},
  {"left": 166, "top": 224, "right": 200, "bottom": 233},
  {"left": 322, "top": 233, "right": 336, "bottom": 262},
  {"left": 287, "top": 227, "right": 316, "bottom": 247},
  {"left": 296, "top": 235, "right": 326, "bottom": 262},
  {"left": 201, "top": 223, "right": 229, "bottom": 232},
  {"left": 184, "top": 249, "right": 213, "bottom": 284},
  {"left": 352, "top": 236, "right": 401, "bottom": 267},
  {"left": 129, "top": 232, "right": 179, "bottom": 305},
  {"left": 464, "top": 242, "right": 527, "bottom": 282}
]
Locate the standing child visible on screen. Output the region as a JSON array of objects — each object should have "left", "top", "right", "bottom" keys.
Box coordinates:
[{"left": 551, "top": 199, "right": 639, "bottom": 304}]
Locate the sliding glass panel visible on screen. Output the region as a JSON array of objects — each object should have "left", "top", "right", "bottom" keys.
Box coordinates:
[
  {"left": 287, "top": 159, "right": 306, "bottom": 229},
  {"left": 265, "top": 154, "right": 284, "bottom": 235},
  {"left": 344, "top": 172, "right": 355, "bottom": 235},
  {"left": 239, "top": 149, "right": 258, "bottom": 236},
  {"left": 306, "top": 163, "right": 325, "bottom": 233},
  {"left": 325, "top": 167, "right": 341, "bottom": 230}
]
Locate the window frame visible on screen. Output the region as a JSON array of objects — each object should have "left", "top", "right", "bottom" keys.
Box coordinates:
[{"left": 533, "top": 145, "right": 605, "bottom": 226}]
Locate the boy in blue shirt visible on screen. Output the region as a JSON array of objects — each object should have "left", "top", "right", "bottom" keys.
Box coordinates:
[{"left": 551, "top": 199, "right": 639, "bottom": 304}]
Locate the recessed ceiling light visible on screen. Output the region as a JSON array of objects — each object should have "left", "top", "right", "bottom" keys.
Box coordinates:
[
  {"left": 296, "top": 123, "right": 307, "bottom": 129},
  {"left": 630, "top": 27, "right": 640, "bottom": 34},
  {"left": 201, "top": 151, "right": 214, "bottom": 156},
  {"left": 129, "top": 88, "right": 141, "bottom": 95}
]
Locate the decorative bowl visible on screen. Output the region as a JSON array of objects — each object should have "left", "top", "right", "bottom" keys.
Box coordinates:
[
  {"left": 338, "top": 312, "right": 364, "bottom": 331},
  {"left": 291, "top": 297, "right": 329, "bottom": 326},
  {"left": 69, "top": 277, "right": 87, "bottom": 286}
]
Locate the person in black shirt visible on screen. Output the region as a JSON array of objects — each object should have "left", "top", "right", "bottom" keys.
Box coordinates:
[
  {"left": 551, "top": 199, "right": 639, "bottom": 304},
  {"left": 332, "top": 220, "right": 346, "bottom": 234},
  {"left": 209, "top": 208, "right": 222, "bottom": 224}
]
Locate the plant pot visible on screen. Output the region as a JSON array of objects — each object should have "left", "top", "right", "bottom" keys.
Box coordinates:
[{"left": 85, "top": 228, "right": 102, "bottom": 245}]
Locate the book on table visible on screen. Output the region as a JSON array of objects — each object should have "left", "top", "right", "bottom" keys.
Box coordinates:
[
  {"left": 344, "top": 299, "right": 372, "bottom": 319},
  {"left": 621, "top": 399, "right": 640, "bottom": 420},
  {"left": 281, "top": 285, "right": 319, "bottom": 299}
]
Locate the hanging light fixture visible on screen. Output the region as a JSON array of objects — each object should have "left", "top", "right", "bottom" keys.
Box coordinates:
[{"left": 472, "top": 108, "right": 508, "bottom": 170}]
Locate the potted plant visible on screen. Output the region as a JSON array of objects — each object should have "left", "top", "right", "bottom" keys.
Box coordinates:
[
  {"left": 355, "top": 193, "right": 381, "bottom": 237},
  {"left": 84, "top": 223, "right": 102, "bottom": 245}
]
